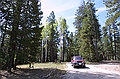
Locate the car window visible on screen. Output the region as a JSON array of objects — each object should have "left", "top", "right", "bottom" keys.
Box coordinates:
[{"left": 75, "top": 57, "right": 83, "bottom": 60}]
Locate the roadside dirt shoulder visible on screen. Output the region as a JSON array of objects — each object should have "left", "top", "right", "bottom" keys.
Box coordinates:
[
  {"left": 63, "top": 63, "right": 120, "bottom": 79},
  {"left": 93, "top": 63, "right": 120, "bottom": 75}
]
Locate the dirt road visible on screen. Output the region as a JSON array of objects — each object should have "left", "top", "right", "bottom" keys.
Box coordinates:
[{"left": 63, "top": 62, "right": 120, "bottom": 79}]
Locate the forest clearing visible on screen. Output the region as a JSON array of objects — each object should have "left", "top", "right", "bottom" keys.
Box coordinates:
[{"left": 0, "top": 0, "right": 120, "bottom": 77}]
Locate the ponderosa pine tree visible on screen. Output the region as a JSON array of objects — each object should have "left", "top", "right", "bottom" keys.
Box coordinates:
[
  {"left": 41, "top": 20, "right": 59, "bottom": 62},
  {"left": 74, "top": 0, "right": 101, "bottom": 61},
  {"left": 0, "top": 0, "right": 43, "bottom": 71},
  {"left": 66, "top": 32, "right": 75, "bottom": 61},
  {"left": 58, "top": 17, "right": 68, "bottom": 62},
  {"left": 103, "top": 0, "right": 120, "bottom": 60},
  {"left": 45, "top": 11, "right": 59, "bottom": 62},
  {"left": 102, "top": 26, "right": 113, "bottom": 60},
  {"left": 73, "top": 1, "right": 86, "bottom": 57},
  {"left": 0, "top": 0, "right": 13, "bottom": 69}
]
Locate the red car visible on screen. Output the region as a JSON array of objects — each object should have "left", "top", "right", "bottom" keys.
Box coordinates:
[{"left": 71, "top": 56, "right": 86, "bottom": 68}]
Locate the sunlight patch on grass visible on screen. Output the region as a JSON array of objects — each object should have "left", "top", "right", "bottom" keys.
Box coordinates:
[{"left": 17, "top": 62, "right": 66, "bottom": 70}]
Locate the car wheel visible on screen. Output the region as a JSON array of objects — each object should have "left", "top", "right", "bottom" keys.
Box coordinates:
[
  {"left": 83, "top": 65, "right": 86, "bottom": 68},
  {"left": 71, "top": 64, "right": 73, "bottom": 66},
  {"left": 73, "top": 65, "right": 76, "bottom": 68}
]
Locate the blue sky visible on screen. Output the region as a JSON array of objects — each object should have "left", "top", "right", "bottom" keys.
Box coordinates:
[{"left": 40, "top": 0, "right": 107, "bottom": 32}]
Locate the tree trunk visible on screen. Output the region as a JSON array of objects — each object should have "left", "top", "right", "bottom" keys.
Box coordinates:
[
  {"left": 1, "top": 33, "right": 5, "bottom": 48},
  {"left": 113, "top": 25, "right": 117, "bottom": 60},
  {"left": 41, "top": 40, "right": 45, "bottom": 63},
  {"left": 50, "top": 40, "right": 54, "bottom": 62},
  {"left": 1, "top": 21, "right": 7, "bottom": 48},
  {"left": 109, "top": 26, "right": 114, "bottom": 60},
  {"left": 8, "top": 51, "right": 14, "bottom": 72},
  {"left": 62, "top": 36, "right": 65, "bottom": 62},
  {"left": 45, "top": 40, "right": 48, "bottom": 62}
]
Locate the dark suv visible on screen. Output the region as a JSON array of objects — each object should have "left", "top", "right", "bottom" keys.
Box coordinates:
[{"left": 71, "top": 56, "right": 86, "bottom": 68}]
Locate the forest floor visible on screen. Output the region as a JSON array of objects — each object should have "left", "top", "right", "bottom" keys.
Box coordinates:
[{"left": 0, "top": 62, "right": 67, "bottom": 79}]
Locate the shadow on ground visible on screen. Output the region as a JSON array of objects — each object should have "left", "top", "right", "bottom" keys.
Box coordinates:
[
  {"left": 74, "top": 66, "right": 90, "bottom": 69},
  {"left": 0, "top": 68, "right": 66, "bottom": 79}
]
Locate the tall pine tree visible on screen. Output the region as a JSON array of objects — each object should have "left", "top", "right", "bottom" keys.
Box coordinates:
[
  {"left": 103, "top": 0, "right": 120, "bottom": 60},
  {"left": 0, "top": 0, "right": 43, "bottom": 71},
  {"left": 58, "top": 17, "right": 68, "bottom": 62},
  {"left": 74, "top": 0, "right": 101, "bottom": 61},
  {"left": 45, "top": 11, "right": 59, "bottom": 62}
]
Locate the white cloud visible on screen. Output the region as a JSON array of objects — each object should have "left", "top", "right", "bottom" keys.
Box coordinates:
[
  {"left": 53, "top": 2, "right": 78, "bottom": 13},
  {"left": 65, "top": 15, "right": 75, "bottom": 20},
  {"left": 41, "top": 0, "right": 80, "bottom": 16},
  {"left": 40, "top": 0, "right": 80, "bottom": 24},
  {"left": 96, "top": 7, "right": 106, "bottom": 14}
]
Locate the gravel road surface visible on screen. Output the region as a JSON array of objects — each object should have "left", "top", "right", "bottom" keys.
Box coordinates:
[{"left": 63, "top": 62, "right": 120, "bottom": 79}]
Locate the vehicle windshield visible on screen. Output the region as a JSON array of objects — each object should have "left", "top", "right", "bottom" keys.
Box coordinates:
[{"left": 74, "top": 57, "right": 83, "bottom": 60}]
